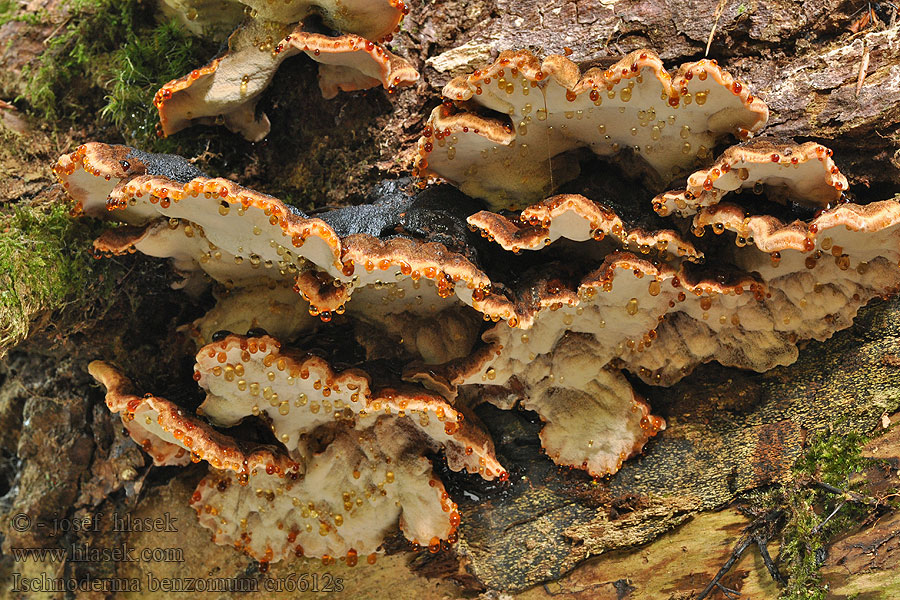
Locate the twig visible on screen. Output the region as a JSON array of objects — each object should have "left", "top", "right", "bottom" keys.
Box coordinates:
[
  {"left": 695, "top": 535, "right": 753, "bottom": 600},
  {"left": 814, "top": 481, "right": 844, "bottom": 495},
  {"left": 697, "top": 507, "right": 786, "bottom": 599},
  {"left": 43, "top": 18, "right": 70, "bottom": 45},
  {"left": 716, "top": 581, "right": 741, "bottom": 599},
  {"left": 706, "top": 0, "right": 729, "bottom": 57},
  {"left": 809, "top": 500, "right": 847, "bottom": 536},
  {"left": 756, "top": 535, "right": 785, "bottom": 585},
  {"left": 806, "top": 478, "right": 883, "bottom": 537},
  {"left": 813, "top": 480, "right": 875, "bottom": 505}
]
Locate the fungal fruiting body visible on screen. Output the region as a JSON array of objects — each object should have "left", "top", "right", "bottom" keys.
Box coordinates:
[
  {"left": 55, "top": 142, "right": 491, "bottom": 319},
  {"left": 194, "top": 334, "right": 500, "bottom": 478},
  {"left": 57, "top": 46, "right": 900, "bottom": 563},
  {"left": 59, "top": 143, "right": 509, "bottom": 563},
  {"left": 155, "top": 0, "right": 416, "bottom": 139},
  {"left": 398, "top": 50, "right": 900, "bottom": 477},
  {"left": 467, "top": 193, "right": 704, "bottom": 261},
  {"left": 90, "top": 332, "right": 501, "bottom": 564},
  {"left": 55, "top": 140, "right": 668, "bottom": 482},
  {"left": 415, "top": 49, "right": 768, "bottom": 209},
  {"left": 652, "top": 139, "right": 849, "bottom": 219},
  {"left": 160, "top": 0, "right": 244, "bottom": 38},
  {"left": 58, "top": 129, "right": 900, "bottom": 481},
  {"left": 186, "top": 284, "right": 318, "bottom": 346}
]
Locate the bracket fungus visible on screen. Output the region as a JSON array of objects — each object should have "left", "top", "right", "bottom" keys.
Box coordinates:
[
  {"left": 415, "top": 49, "right": 768, "bottom": 209},
  {"left": 54, "top": 45, "right": 900, "bottom": 566},
  {"left": 90, "top": 331, "right": 502, "bottom": 564},
  {"left": 653, "top": 139, "right": 849, "bottom": 219},
  {"left": 55, "top": 143, "right": 492, "bottom": 321},
  {"left": 467, "top": 193, "right": 703, "bottom": 262},
  {"left": 408, "top": 50, "right": 900, "bottom": 478},
  {"left": 194, "top": 333, "right": 499, "bottom": 477},
  {"left": 155, "top": 0, "right": 416, "bottom": 140}
]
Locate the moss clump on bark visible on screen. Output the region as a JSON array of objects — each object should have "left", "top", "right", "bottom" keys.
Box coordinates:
[
  {"left": 0, "top": 0, "right": 45, "bottom": 26},
  {"left": 779, "top": 430, "right": 872, "bottom": 600},
  {"left": 25, "top": 0, "right": 156, "bottom": 120},
  {"left": 0, "top": 203, "right": 120, "bottom": 356},
  {"left": 22, "top": 0, "right": 214, "bottom": 151},
  {"left": 743, "top": 426, "right": 893, "bottom": 600}
]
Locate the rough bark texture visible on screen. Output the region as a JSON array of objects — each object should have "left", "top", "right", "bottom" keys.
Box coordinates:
[{"left": 2, "top": 0, "right": 900, "bottom": 598}]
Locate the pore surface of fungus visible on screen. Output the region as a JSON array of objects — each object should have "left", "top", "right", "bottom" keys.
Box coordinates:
[
  {"left": 155, "top": 0, "right": 416, "bottom": 139},
  {"left": 90, "top": 331, "right": 502, "bottom": 563},
  {"left": 415, "top": 49, "right": 768, "bottom": 209}
]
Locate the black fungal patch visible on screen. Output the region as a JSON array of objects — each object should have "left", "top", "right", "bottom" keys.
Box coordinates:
[
  {"left": 317, "top": 179, "right": 414, "bottom": 237},
  {"left": 127, "top": 148, "right": 207, "bottom": 184}
]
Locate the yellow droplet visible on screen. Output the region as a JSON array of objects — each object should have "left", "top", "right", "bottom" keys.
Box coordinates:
[{"left": 626, "top": 298, "right": 639, "bottom": 316}]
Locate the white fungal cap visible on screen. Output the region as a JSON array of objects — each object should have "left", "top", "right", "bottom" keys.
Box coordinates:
[
  {"left": 155, "top": 21, "right": 418, "bottom": 140},
  {"left": 654, "top": 140, "right": 849, "bottom": 218},
  {"left": 417, "top": 49, "right": 768, "bottom": 209}
]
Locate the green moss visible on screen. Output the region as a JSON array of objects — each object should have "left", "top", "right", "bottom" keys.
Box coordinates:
[
  {"left": 21, "top": 0, "right": 214, "bottom": 150},
  {"left": 101, "top": 20, "right": 210, "bottom": 147},
  {"left": 774, "top": 429, "right": 877, "bottom": 600},
  {"left": 24, "top": 0, "right": 146, "bottom": 120},
  {"left": 739, "top": 426, "right": 889, "bottom": 599},
  {"left": 0, "top": 0, "right": 46, "bottom": 26},
  {"left": 0, "top": 203, "right": 120, "bottom": 355}
]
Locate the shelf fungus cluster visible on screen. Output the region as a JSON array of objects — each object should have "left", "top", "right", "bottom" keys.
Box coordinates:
[
  {"left": 55, "top": 47, "right": 900, "bottom": 564},
  {"left": 89, "top": 334, "right": 500, "bottom": 564},
  {"left": 57, "top": 141, "right": 509, "bottom": 563},
  {"left": 415, "top": 49, "right": 768, "bottom": 209},
  {"left": 155, "top": 0, "right": 416, "bottom": 140},
  {"left": 406, "top": 49, "right": 900, "bottom": 477}
]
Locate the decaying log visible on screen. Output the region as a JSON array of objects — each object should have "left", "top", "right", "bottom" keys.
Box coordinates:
[{"left": 2, "top": 0, "right": 900, "bottom": 597}]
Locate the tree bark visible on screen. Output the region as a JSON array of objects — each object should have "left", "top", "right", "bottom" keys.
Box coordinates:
[{"left": 2, "top": 0, "right": 900, "bottom": 598}]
